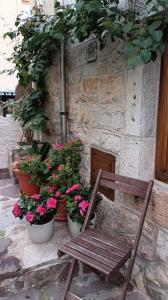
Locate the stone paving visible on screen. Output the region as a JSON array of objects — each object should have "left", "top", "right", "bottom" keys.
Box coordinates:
[{"left": 0, "top": 179, "right": 152, "bottom": 299}]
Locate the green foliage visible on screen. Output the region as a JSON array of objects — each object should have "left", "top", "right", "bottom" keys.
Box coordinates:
[
  {"left": 11, "top": 89, "right": 48, "bottom": 136},
  {"left": 26, "top": 140, "right": 51, "bottom": 161},
  {"left": 17, "top": 155, "right": 42, "bottom": 185}
]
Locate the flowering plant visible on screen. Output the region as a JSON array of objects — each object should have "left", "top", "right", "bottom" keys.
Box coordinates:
[
  {"left": 12, "top": 188, "right": 59, "bottom": 225},
  {"left": 41, "top": 139, "right": 83, "bottom": 185},
  {"left": 65, "top": 185, "right": 102, "bottom": 224}
]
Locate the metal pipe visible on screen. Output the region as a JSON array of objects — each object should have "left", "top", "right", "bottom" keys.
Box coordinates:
[{"left": 60, "top": 42, "right": 67, "bottom": 144}]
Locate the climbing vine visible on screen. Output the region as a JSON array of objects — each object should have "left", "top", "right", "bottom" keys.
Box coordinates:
[{"left": 4, "top": 0, "right": 168, "bottom": 142}]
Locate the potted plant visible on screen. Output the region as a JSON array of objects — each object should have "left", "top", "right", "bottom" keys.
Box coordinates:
[
  {"left": 65, "top": 185, "right": 102, "bottom": 237},
  {"left": 12, "top": 155, "right": 42, "bottom": 195},
  {"left": 12, "top": 141, "right": 51, "bottom": 196},
  {"left": 12, "top": 189, "right": 58, "bottom": 243},
  {"left": 41, "top": 139, "right": 84, "bottom": 221}
]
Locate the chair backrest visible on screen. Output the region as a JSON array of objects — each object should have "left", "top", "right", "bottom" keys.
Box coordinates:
[{"left": 82, "top": 169, "right": 153, "bottom": 254}]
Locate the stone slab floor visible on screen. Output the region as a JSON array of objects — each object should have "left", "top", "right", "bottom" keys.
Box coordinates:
[{"left": 0, "top": 179, "right": 152, "bottom": 300}]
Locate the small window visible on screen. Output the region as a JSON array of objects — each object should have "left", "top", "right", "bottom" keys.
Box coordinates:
[{"left": 91, "top": 148, "right": 115, "bottom": 200}]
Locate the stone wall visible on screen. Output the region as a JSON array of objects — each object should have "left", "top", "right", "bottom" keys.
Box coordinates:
[
  {"left": 0, "top": 117, "right": 22, "bottom": 169},
  {"left": 45, "top": 40, "right": 168, "bottom": 299}
]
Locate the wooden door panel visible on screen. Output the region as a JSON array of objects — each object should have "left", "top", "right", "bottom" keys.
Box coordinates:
[
  {"left": 91, "top": 148, "right": 115, "bottom": 200},
  {"left": 155, "top": 45, "right": 168, "bottom": 183}
]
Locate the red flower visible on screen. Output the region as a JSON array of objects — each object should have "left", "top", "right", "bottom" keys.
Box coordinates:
[
  {"left": 32, "top": 194, "right": 39, "bottom": 200},
  {"left": 12, "top": 202, "right": 22, "bottom": 217},
  {"left": 48, "top": 164, "right": 53, "bottom": 169},
  {"left": 26, "top": 211, "right": 34, "bottom": 223},
  {"left": 46, "top": 197, "right": 57, "bottom": 208},
  {"left": 58, "top": 164, "right": 63, "bottom": 171},
  {"left": 36, "top": 205, "right": 46, "bottom": 216}
]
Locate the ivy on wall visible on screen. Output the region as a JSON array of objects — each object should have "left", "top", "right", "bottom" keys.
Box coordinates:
[{"left": 4, "top": 0, "right": 168, "bottom": 142}]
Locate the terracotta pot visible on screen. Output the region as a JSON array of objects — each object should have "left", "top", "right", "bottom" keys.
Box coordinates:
[
  {"left": 13, "top": 168, "right": 40, "bottom": 196},
  {"left": 55, "top": 198, "right": 67, "bottom": 222}
]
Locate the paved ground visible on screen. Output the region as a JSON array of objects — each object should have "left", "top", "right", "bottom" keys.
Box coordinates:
[
  {"left": 0, "top": 178, "right": 152, "bottom": 300},
  {"left": 1, "top": 273, "right": 151, "bottom": 300}
]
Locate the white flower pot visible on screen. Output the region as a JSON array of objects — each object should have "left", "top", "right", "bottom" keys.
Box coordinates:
[
  {"left": 68, "top": 214, "right": 96, "bottom": 238},
  {"left": 26, "top": 218, "right": 54, "bottom": 243}
]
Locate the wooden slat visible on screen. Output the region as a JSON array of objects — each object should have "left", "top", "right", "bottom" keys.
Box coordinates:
[
  {"left": 101, "top": 171, "right": 148, "bottom": 190},
  {"left": 99, "top": 178, "right": 146, "bottom": 197},
  {"left": 76, "top": 234, "right": 130, "bottom": 258},
  {"left": 83, "top": 229, "right": 132, "bottom": 252},
  {"left": 73, "top": 237, "right": 122, "bottom": 262},
  {"left": 64, "top": 241, "right": 116, "bottom": 268},
  {"left": 59, "top": 245, "right": 112, "bottom": 275},
  {"left": 66, "top": 292, "right": 82, "bottom": 300}
]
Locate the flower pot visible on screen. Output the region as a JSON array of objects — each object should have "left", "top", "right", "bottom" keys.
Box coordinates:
[
  {"left": 68, "top": 214, "right": 96, "bottom": 238},
  {"left": 26, "top": 218, "right": 54, "bottom": 243},
  {"left": 55, "top": 198, "right": 67, "bottom": 221},
  {"left": 13, "top": 168, "right": 40, "bottom": 196}
]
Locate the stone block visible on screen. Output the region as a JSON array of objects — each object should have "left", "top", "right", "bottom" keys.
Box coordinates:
[
  {"left": 82, "top": 77, "right": 100, "bottom": 95},
  {"left": 141, "top": 58, "right": 161, "bottom": 137},
  {"left": 125, "top": 65, "right": 143, "bottom": 137},
  {"left": 90, "top": 104, "right": 125, "bottom": 132},
  {"left": 120, "top": 136, "right": 140, "bottom": 178},
  {"left": 101, "top": 75, "right": 125, "bottom": 104},
  {"left": 156, "top": 229, "right": 168, "bottom": 261}
]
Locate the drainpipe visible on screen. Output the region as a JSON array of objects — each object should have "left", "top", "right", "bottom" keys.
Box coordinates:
[{"left": 60, "top": 42, "right": 67, "bottom": 144}]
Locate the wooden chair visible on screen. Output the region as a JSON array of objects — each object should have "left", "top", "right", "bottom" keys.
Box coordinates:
[{"left": 58, "top": 169, "right": 153, "bottom": 300}]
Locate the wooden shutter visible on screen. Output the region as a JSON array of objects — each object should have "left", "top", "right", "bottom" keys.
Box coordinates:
[
  {"left": 155, "top": 44, "right": 168, "bottom": 183},
  {"left": 91, "top": 148, "right": 115, "bottom": 200}
]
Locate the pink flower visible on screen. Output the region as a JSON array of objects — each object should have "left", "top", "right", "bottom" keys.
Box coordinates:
[
  {"left": 55, "top": 191, "right": 61, "bottom": 198},
  {"left": 26, "top": 211, "right": 34, "bottom": 223},
  {"left": 36, "top": 205, "right": 46, "bottom": 216},
  {"left": 56, "top": 144, "right": 63, "bottom": 149},
  {"left": 73, "top": 184, "right": 81, "bottom": 190},
  {"left": 65, "top": 184, "right": 81, "bottom": 194},
  {"left": 12, "top": 202, "right": 22, "bottom": 217},
  {"left": 74, "top": 194, "right": 82, "bottom": 201},
  {"left": 48, "top": 186, "right": 56, "bottom": 193},
  {"left": 46, "top": 197, "right": 57, "bottom": 209},
  {"left": 58, "top": 164, "right": 63, "bottom": 171},
  {"left": 79, "top": 200, "right": 89, "bottom": 216},
  {"left": 52, "top": 173, "right": 58, "bottom": 178},
  {"left": 48, "top": 164, "right": 53, "bottom": 169},
  {"left": 32, "top": 194, "right": 39, "bottom": 200}
]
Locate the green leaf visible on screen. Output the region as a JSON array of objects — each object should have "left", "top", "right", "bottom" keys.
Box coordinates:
[
  {"left": 148, "top": 20, "right": 162, "bottom": 33},
  {"left": 151, "top": 30, "right": 163, "bottom": 42},
  {"left": 139, "top": 49, "right": 152, "bottom": 64},
  {"left": 123, "top": 22, "right": 133, "bottom": 33}
]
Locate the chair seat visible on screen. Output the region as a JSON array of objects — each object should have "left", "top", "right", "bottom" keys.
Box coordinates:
[{"left": 58, "top": 228, "right": 132, "bottom": 278}]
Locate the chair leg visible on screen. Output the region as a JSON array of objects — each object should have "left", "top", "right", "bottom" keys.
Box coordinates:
[
  {"left": 61, "top": 258, "right": 78, "bottom": 300},
  {"left": 120, "top": 259, "right": 135, "bottom": 300}
]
